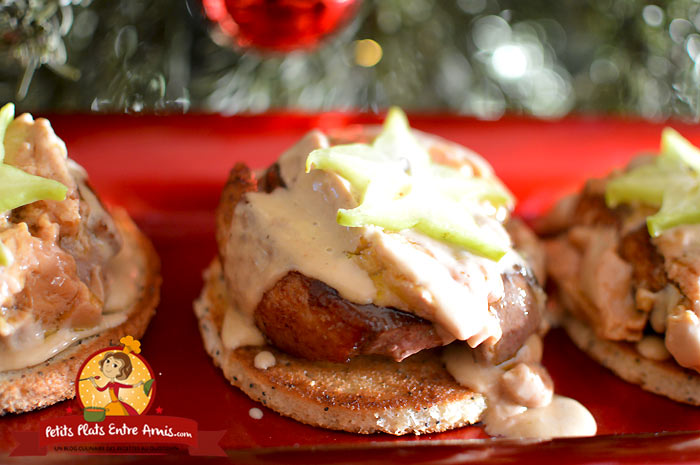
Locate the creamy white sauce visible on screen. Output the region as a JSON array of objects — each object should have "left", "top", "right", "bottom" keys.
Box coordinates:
[
  {"left": 221, "top": 304, "right": 265, "bottom": 351},
  {"left": 216, "top": 126, "right": 595, "bottom": 439},
  {"left": 636, "top": 335, "right": 670, "bottom": 361},
  {"left": 0, "top": 117, "right": 143, "bottom": 373},
  {"left": 444, "top": 341, "right": 597, "bottom": 439},
  {"left": 486, "top": 395, "right": 597, "bottom": 439},
  {"left": 103, "top": 231, "right": 144, "bottom": 313},
  {"left": 375, "top": 228, "right": 521, "bottom": 345},
  {"left": 0, "top": 221, "right": 143, "bottom": 372},
  {"left": 0, "top": 312, "right": 126, "bottom": 372},
  {"left": 226, "top": 131, "right": 376, "bottom": 318},
  {"left": 666, "top": 308, "right": 700, "bottom": 372},
  {"left": 249, "top": 407, "right": 264, "bottom": 420},
  {"left": 195, "top": 259, "right": 265, "bottom": 352},
  {"left": 254, "top": 350, "right": 276, "bottom": 370},
  {"left": 223, "top": 129, "right": 520, "bottom": 345}
]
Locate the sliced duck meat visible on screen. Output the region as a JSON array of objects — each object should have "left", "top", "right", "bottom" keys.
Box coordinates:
[
  {"left": 654, "top": 224, "right": 700, "bottom": 311},
  {"left": 619, "top": 224, "right": 667, "bottom": 292},
  {"left": 0, "top": 114, "right": 121, "bottom": 346},
  {"left": 5, "top": 115, "right": 121, "bottom": 304},
  {"left": 0, "top": 223, "right": 101, "bottom": 346},
  {"left": 572, "top": 191, "right": 620, "bottom": 228}
]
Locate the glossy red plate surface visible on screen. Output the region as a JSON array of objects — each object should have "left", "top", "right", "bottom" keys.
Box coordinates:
[{"left": 2, "top": 113, "right": 700, "bottom": 464}]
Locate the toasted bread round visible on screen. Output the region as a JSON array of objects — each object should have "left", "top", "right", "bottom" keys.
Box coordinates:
[
  {"left": 194, "top": 259, "right": 487, "bottom": 435},
  {"left": 561, "top": 310, "right": 700, "bottom": 405},
  {"left": 0, "top": 209, "right": 161, "bottom": 415}
]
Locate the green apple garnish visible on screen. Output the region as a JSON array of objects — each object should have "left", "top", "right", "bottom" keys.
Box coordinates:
[
  {"left": 647, "top": 183, "right": 700, "bottom": 237},
  {"left": 661, "top": 127, "right": 700, "bottom": 172},
  {"left": 0, "top": 103, "right": 14, "bottom": 163},
  {"left": 306, "top": 107, "right": 512, "bottom": 260},
  {"left": 0, "top": 164, "right": 69, "bottom": 213},
  {"left": 605, "top": 160, "right": 693, "bottom": 209},
  {"left": 605, "top": 127, "right": 700, "bottom": 236}
]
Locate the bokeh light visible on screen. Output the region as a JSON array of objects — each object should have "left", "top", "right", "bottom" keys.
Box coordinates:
[
  {"left": 354, "top": 39, "right": 383, "bottom": 67},
  {"left": 492, "top": 45, "right": 528, "bottom": 79}
]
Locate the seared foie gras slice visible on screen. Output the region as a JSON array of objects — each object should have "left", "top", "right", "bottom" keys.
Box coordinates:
[
  {"left": 218, "top": 161, "right": 445, "bottom": 362},
  {"left": 217, "top": 160, "right": 545, "bottom": 364},
  {"left": 255, "top": 271, "right": 444, "bottom": 362}
]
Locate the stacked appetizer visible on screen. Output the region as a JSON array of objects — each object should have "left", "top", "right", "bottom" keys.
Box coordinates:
[
  {"left": 0, "top": 104, "right": 160, "bottom": 414},
  {"left": 195, "top": 108, "right": 596, "bottom": 437},
  {"left": 540, "top": 128, "right": 700, "bottom": 405}
]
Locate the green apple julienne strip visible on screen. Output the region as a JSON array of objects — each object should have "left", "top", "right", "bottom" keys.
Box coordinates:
[
  {"left": 337, "top": 202, "right": 420, "bottom": 231},
  {"left": 0, "top": 164, "right": 68, "bottom": 214},
  {"left": 306, "top": 107, "right": 514, "bottom": 260},
  {"left": 661, "top": 127, "right": 700, "bottom": 173},
  {"left": 0, "top": 103, "right": 15, "bottom": 163},
  {"left": 605, "top": 128, "right": 700, "bottom": 235},
  {"left": 338, "top": 201, "right": 508, "bottom": 261},
  {"left": 306, "top": 145, "right": 382, "bottom": 191},
  {"left": 0, "top": 165, "right": 68, "bottom": 266},
  {"left": 604, "top": 166, "right": 683, "bottom": 208},
  {"left": 647, "top": 184, "right": 700, "bottom": 237},
  {"left": 372, "top": 107, "right": 430, "bottom": 168},
  {"left": 415, "top": 218, "right": 507, "bottom": 261},
  {"left": 648, "top": 208, "right": 700, "bottom": 237},
  {"left": 437, "top": 175, "right": 513, "bottom": 208}
]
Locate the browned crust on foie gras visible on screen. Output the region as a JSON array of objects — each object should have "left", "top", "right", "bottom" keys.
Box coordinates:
[
  {"left": 194, "top": 258, "right": 487, "bottom": 435},
  {"left": 0, "top": 209, "right": 161, "bottom": 415},
  {"left": 255, "top": 271, "right": 444, "bottom": 363}
]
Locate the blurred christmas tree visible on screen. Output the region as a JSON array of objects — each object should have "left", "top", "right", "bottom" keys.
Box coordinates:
[{"left": 2, "top": 0, "right": 700, "bottom": 120}]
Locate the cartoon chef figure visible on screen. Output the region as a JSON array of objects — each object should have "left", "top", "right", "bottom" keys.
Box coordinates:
[{"left": 85, "top": 336, "right": 145, "bottom": 416}]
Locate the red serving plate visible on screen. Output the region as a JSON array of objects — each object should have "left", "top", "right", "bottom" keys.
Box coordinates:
[{"left": 2, "top": 113, "right": 700, "bottom": 464}]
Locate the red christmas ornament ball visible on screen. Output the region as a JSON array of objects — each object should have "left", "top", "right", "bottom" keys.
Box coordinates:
[{"left": 202, "top": 0, "right": 362, "bottom": 52}]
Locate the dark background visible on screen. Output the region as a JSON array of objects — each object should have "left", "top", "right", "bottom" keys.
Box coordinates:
[{"left": 3, "top": 0, "right": 700, "bottom": 120}]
